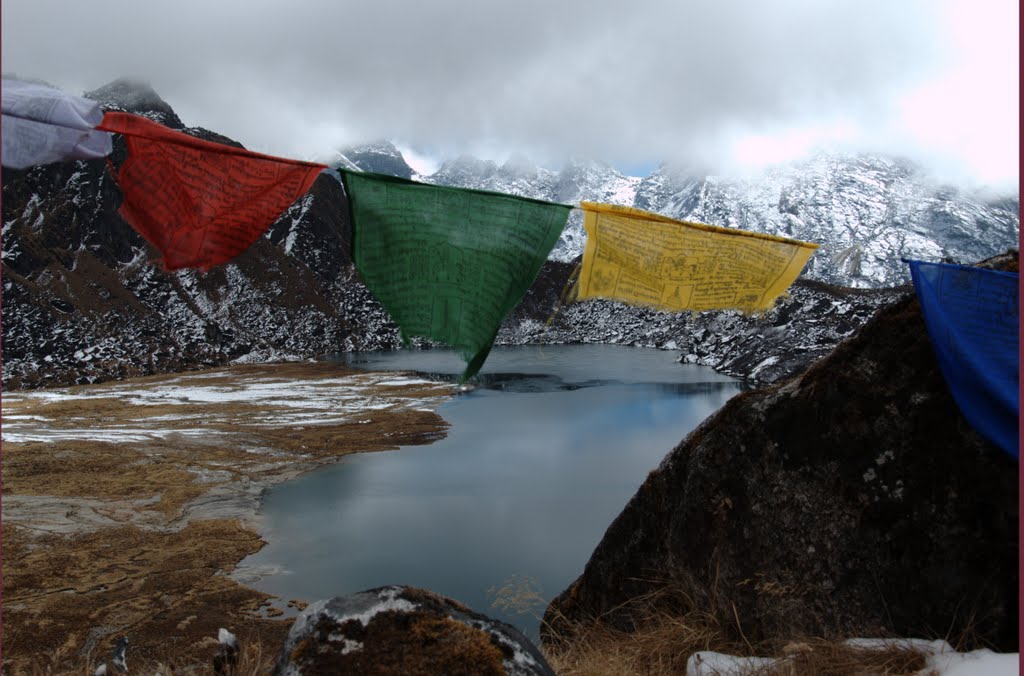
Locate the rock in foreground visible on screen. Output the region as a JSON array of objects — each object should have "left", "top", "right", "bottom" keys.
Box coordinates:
[
  {"left": 544, "top": 265, "right": 1019, "bottom": 651},
  {"left": 274, "top": 586, "right": 554, "bottom": 675}
]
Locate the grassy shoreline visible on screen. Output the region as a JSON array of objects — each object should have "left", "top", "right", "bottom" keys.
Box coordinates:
[{"left": 1, "top": 362, "right": 454, "bottom": 673}]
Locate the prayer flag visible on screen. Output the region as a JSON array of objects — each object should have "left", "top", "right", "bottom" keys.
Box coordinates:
[
  {"left": 576, "top": 202, "right": 818, "bottom": 313},
  {"left": 340, "top": 170, "right": 572, "bottom": 380},
  {"left": 2, "top": 79, "right": 112, "bottom": 169},
  {"left": 98, "top": 112, "right": 325, "bottom": 270},
  {"left": 907, "top": 259, "right": 1019, "bottom": 459}
]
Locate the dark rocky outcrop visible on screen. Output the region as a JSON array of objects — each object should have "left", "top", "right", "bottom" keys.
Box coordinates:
[
  {"left": 273, "top": 586, "right": 554, "bottom": 676},
  {"left": 544, "top": 254, "right": 1019, "bottom": 651}
]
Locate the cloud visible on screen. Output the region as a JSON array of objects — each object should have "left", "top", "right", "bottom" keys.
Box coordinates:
[
  {"left": 2, "top": 0, "right": 1017, "bottom": 185},
  {"left": 886, "top": 0, "right": 1019, "bottom": 189}
]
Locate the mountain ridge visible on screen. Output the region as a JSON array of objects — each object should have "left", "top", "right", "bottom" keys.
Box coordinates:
[
  {"left": 1, "top": 79, "right": 1018, "bottom": 390},
  {"left": 338, "top": 139, "right": 1018, "bottom": 287}
]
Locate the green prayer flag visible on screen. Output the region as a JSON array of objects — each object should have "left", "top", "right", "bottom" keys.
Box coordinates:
[{"left": 340, "top": 170, "right": 572, "bottom": 381}]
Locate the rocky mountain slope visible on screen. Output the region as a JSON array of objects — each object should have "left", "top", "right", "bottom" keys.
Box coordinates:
[
  {"left": 338, "top": 140, "right": 1019, "bottom": 288},
  {"left": 2, "top": 80, "right": 397, "bottom": 388},
  {"left": 2, "top": 79, "right": 1018, "bottom": 389},
  {"left": 641, "top": 159, "right": 1019, "bottom": 288}
]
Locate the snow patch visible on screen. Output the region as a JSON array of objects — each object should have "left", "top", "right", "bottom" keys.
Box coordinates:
[
  {"left": 687, "top": 651, "right": 777, "bottom": 675},
  {"left": 687, "top": 641, "right": 1016, "bottom": 676},
  {"left": 331, "top": 587, "right": 417, "bottom": 627},
  {"left": 339, "top": 638, "right": 363, "bottom": 655}
]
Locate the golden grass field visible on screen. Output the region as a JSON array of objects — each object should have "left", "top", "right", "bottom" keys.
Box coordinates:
[{"left": 2, "top": 362, "right": 454, "bottom": 673}]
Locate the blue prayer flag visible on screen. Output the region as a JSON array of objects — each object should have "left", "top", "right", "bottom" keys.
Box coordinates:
[{"left": 907, "top": 259, "right": 1019, "bottom": 459}]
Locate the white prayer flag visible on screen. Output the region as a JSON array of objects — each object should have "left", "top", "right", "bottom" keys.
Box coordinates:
[{"left": 2, "top": 79, "right": 112, "bottom": 169}]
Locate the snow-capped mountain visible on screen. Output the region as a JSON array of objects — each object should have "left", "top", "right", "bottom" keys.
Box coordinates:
[
  {"left": 424, "top": 154, "right": 642, "bottom": 262},
  {"left": 1, "top": 80, "right": 1018, "bottom": 390},
  {"left": 85, "top": 78, "right": 185, "bottom": 129},
  {"left": 340, "top": 140, "right": 1017, "bottom": 288},
  {"left": 337, "top": 141, "right": 413, "bottom": 180},
  {"left": 643, "top": 157, "right": 1020, "bottom": 288}
]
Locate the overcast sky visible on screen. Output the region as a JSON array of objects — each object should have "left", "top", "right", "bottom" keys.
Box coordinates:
[{"left": 2, "top": 0, "right": 1018, "bottom": 189}]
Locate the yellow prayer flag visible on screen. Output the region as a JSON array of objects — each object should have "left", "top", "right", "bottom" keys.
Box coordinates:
[{"left": 577, "top": 202, "right": 819, "bottom": 313}]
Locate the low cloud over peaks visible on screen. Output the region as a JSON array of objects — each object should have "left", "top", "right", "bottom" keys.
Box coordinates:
[{"left": 2, "top": 0, "right": 1017, "bottom": 187}]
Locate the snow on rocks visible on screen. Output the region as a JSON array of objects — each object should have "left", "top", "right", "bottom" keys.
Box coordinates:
[{"left": 272, "top": 586, "right": 554, "bottom": 676}]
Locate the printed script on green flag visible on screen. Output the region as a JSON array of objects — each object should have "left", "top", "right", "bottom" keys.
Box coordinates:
[{"left": 340, "top": 170, "right": 572, "bottom": 380}]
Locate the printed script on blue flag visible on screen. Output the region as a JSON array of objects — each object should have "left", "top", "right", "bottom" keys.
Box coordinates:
[{"left": 907, "top": 260, "right": 1019, "bottom": 459}]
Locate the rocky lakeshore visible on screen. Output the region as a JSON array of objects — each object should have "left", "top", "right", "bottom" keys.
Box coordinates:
[{"left": 0, "top": 362, "right": 454, "bottom": 672}]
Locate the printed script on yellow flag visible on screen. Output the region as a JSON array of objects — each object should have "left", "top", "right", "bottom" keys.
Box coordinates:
[{"left": 577, "top": 202, "right": 819, "bottom": 313}]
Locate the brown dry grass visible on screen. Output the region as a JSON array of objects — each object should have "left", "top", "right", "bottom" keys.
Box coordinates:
[
  {"left": 3, "top": 440, "right": 206, "bottom": 515},
  {"left": 3, "top": 520, "right": 286, "bottom": 675},
  {"left": 764, "top": 639, "right": 932, "bottom": 675},
  {"left": 541, "top": 586, "right": 738, "bottom": 675},
  {"left": 543, "top": 617, "right": 933, "bottom": 676},
  {"left": 17, "top": 635, "right": 278, "bottom": 675},
  {"left": 541, "top": 586, "right": 933, "bottom": 676},
  {"left": 1, "top": 362, "right": 454, "bottom": 674}
]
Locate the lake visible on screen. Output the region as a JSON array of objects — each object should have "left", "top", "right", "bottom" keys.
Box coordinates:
[{"left": 239, "top": 344, "right": 743, "bottom": 639}]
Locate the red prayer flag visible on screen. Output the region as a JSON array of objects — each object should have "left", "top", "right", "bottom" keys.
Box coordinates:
[{"left": 98, "top": 111, "right": 326, "bottom": 270}]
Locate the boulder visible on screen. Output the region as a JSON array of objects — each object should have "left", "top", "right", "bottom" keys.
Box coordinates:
[
  {"left": 273, "top": 585, "right": 554, "bottom": 675},
  {"left": 544, "top": 264, "right": 1019, "bottom": 651}
]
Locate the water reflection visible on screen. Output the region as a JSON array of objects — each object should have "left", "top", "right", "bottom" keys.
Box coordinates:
[{"left": 242, "top": 345, "right": 743, "bottom": 639}]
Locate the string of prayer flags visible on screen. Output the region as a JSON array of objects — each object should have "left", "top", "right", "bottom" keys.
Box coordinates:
[
  {"left": 1, "top": 78, "right": 113, "bottom": 169},
  {"left": 906, "top": 259, "right": 1019, "bottom": 459},
  {"left": 97, "top": 112, "right": 326, "bottom": 270},
  {"left": 576, "top": 202, "right": 819, "bottom": 313},
  {"left": 340, "top": 169, "right": 572, "bottom": 380}
]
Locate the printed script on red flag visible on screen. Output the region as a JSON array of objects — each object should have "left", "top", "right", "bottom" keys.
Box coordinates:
[{"left": 98, "top": 112, "right": 326, "bottom": 270}]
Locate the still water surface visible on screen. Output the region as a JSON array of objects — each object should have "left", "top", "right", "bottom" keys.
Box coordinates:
[{"left": 241, "top": 344, "right": 743, "bottom": 638}]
